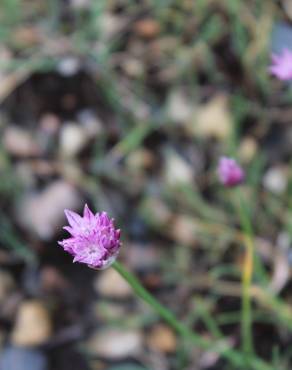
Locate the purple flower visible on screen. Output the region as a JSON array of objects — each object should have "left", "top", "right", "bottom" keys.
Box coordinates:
[
  {"left": 217, "top": 156, "right": 245, "bottom": 187},
  {"left": 269, "top": 49, "right": 292, "bottom": 81},
  {"left": 58, "top": 204, "right": 121, "bottom": 269}
]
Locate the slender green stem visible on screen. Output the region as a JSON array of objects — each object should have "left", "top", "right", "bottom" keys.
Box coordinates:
[
  {"left": 235, "top": 189, "right": 254, "bottom": 356},
  {"left": 112, "top": 261, "right": 272, "bottom": 370}
]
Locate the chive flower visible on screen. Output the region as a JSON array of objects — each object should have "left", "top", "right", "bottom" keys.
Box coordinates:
[
  {"left": 269, "top": 49, "right": 292, "bottom": 81},
  {"left": 217, "top": 156, "right": 245, "bottom": 187},
  {"left": 58, "top": 205, "right": 121, "bottom": 269}
]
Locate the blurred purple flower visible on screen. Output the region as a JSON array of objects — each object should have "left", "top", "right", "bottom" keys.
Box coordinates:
[
  {"left": 217, "top": 156, "right": 245, "bottom": 187},
  {"left": 269, "top": 49, "right": 292, "bottom": 81},
  {"left": 58, "top": 205, "right": 121, "bottom": 269}
]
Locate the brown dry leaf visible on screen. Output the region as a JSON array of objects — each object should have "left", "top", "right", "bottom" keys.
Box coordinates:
[
  {"left": 239, "top": 136, "right": 257, "bottom": 162},
  {"left": 146, "top": 324, "right": 176, "bottom": 353},
  {"left": 94, "top": 268, "right": 132, "bottom": 298},
  {"left": 12, "top": 26, "right": 42, "bottom": 47},
  {"left": 134, "top": 19, "right": 161, "bottom": 39},
  {"left": 16, "top": 180, "right": 82, "bottom": 240},
  {"left": 87, "top": 329, "right": 143, "bottom": 359},
  {"left": 189, "top": 94, "right": 232, "bottom": 140},
  {"left": 11, "top": 301, "right": 52, "bottom": 347}
]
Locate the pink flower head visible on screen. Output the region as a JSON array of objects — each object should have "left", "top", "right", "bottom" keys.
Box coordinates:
[
  {"left": 58, "top": 205, "right": 121, "bottom": 269},
  {"left": 269, "top": 49, "right": 292, "bottom": 81},
  {"left": 217, "top": 156, "right": 245, "bottom": 187}
]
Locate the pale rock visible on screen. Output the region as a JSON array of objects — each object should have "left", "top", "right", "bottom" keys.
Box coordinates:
[
  {"left": 121, "top": 58, "right": 144, "bottom": 78},
  {"left": 93, "top": 302, "right": 127, "bottom": 321},
  {"left": 59, "top": 123, "right": 88, "bottom": 158},
  {"left": 17, "top": 180, "right": 81, "bottom": 240},
  {"left": 0, "top": 347, "right": 48, "bottom": 370},
  {"left": 283, "top": 0, "right": 292, "bottom": 21},
  {"left": 11, "top": 301, "right": 52, "bottom": 347},
  {"left": 77, "top": 109, "right": 103, "bottom": 137},
  {"left": 270, "top": 232, "right": 290, "bottom": 293},
  {"left": 99, "top": 13, "right": 126, "bottom": 41},
  {"left": 39, "top": 113, "right": 60, "bottom": 135},
  {"left": 163, "top": 149, "right": 193, "bottom": 186},
  {"left": 170, "top": 215, "right": 197, "bottom": 246},
  {"left": 127, "top": 243, "right": 160, "bottom": 271},
  {"left": 57, "top": 58, "right": 80, "bottom": 77},
  {"left": 167, "top": 89, "right": 193, "bottom": 124},
  {"left": 263, "top": 166, "right": 288, "bottom": 194},
  {"left": 3, "top": 126, "right": 41, "bottom": 157},
  {"left": 126, "top": 148, "right": 154, "bottom": 172},
  {"left": 70, "top": 0, "right": 90, "bottom": 9},
  {"left": 190, "top": 94, "right": 232, "bottom": 140},
  {"left": 94, "top": 268, "right": 132, "bottom": 298},
  {"left": 87, "top": 329, "right": 143, "bottom": 359},
  {"left": 141, "top": 197, "right": 172, "bottom": 227}
]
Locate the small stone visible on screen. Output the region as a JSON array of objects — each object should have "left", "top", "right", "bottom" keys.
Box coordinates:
[
  {"left": 127, "top": 243, "right": 160, "bottom": 271},
  {"left": 57, "top": 58, "right": 80, "bottom": 77},
  {"left": 0, "top": 269, "right": 15, "bottom": 304},
  {"left": 94, "top": 268, "right": 132, "bottom": 298},
  {"left": 167, "top": 89, "right": 193, "bottom": 124},
  {"left": 77, "top": 109, "right": 103, "bottom": 137},
  {"left": 3, "top": 126, "right": 41, "bottom": 157},
  {"left": 59, "top": 123, "right": 88, "bottom": 158},
  {"left": 283, "top": 0, "right": 292, "bottom": 21},
  {"left": 121, "top": 58, "right": 144, "bottom": 78},
  {"left": 141, "top": 197, "right": 172, "bottom": 227},
  {"left": 0, "top": 346, "right": 48, "bottom": 370},
  {"left": 12, "top": 27, "right": 41, "bottom": 47},
  {"left": 163, "top": 149, "right": 193, "bottom": 186},
  {"left": 39, "top": 113, "right": 60, "bottom": 135},
  {"left": 16, "top": 181, "right": 81, "bottom": 240},
  {"left": 170, "top": 215, "right": 197, "bottom": 246},
  {"left": 70, "top": 0, "right": 90, "bottom": 9},
  {"left": 11, "top": 301, "right": 52, "bottom": 347},
  {"left": 87, "top": 329, "right": 142, "bottom": 359},
  {"left": 263, "top": 166, "right": 288, "bottom": 194},
  {"left": 126, "top": 148, "right": 155, "bottom": 172},
  {"left": 146, "top": 324, "right": 176, "bottom": 353}
]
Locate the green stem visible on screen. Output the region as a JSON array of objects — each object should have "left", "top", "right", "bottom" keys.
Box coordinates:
[
  {"left": 235, "top": 190, "right": 254, "bottom": 356},
  {"left": 112, "top": 261, "right": 272, "bottom": 370}
]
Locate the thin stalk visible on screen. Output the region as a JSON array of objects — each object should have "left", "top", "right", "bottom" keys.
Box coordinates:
[
  {"left": 112, "top": 261, "right": 272, "bottom": 370},
  {"left": 235, "top": 189, "right": 254, "bottom": 356}
]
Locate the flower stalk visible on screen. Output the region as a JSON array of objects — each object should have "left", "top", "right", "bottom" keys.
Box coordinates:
[
  {"left": 113, "top": 260, "right": 272, "bottom": 370},
  {"left": 235, "top": 190, "right": 254, "bottom": 357}
]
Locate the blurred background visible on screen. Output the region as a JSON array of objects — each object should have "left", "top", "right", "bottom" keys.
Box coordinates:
[{"left": 1, "top": 0, "right": 292, "bottom": 369}]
